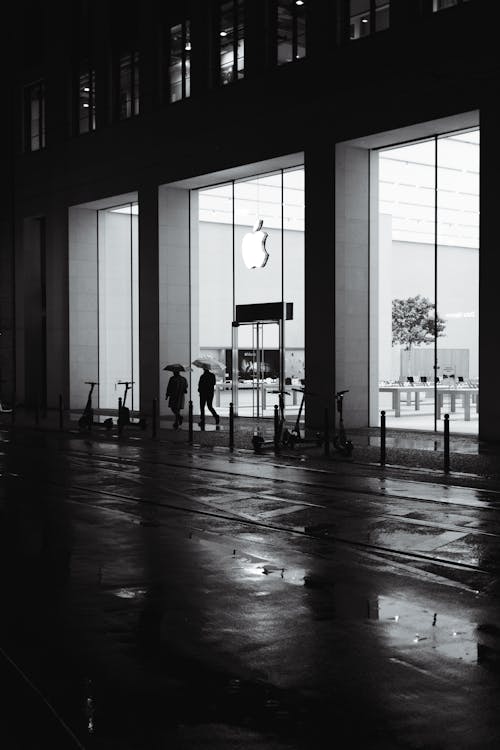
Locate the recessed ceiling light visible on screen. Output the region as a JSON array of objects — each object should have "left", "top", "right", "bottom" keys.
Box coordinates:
[
  {"left": 296, "top": 1, "right": 304, "bottom": 5},
  {"left": 220, "top": 30, "right": 228, "bottom": 37},
  {"left": 361, "top": 17, "right": 368, "bottom": 23}
]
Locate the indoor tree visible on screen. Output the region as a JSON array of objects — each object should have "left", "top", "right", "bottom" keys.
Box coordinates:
[{"left": 392, "top": 295, "right": 446, "bottom": 377}]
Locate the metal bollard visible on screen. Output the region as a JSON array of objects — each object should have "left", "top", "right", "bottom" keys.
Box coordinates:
[
  {"left": 443, "top": 413, "right": 450, "bottom": 473},
  {"left": 188, "top": 400, "right": 193, "bottom": 443},
  {"left": 274, "top": 404, "right": 279, "bottom": 450},
  {"left": 380, "top": 410, "right": 386, "bottom": 466},
  {"left": 59, "top": 393, "right": 64, "bottom": 430},
  {"left": 229, "top": 402, "right": 234, "bottom": 450},
  {"left": 118, "top": 397, "right": 123, "bottom": 434},
  {"left": 152, "top": 398, "right": 157, "bottom": 439},
  {"left": 323, "top": 408, "right": 330, "bottom": 456}
]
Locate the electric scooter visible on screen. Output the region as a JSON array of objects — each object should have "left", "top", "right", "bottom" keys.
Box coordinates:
[
  {"left": 332, "top": 389, "right": 353, "bottom": 457},
  {"left": 116, "top": 381, "right": 147, "bottom": 431},
  {"left": 251, "top": 388, "right": 290, "bottom": 452},
  {"left": 78, "top": 381, "right": 113, "bottom": 431},
  {"left": 0, "top": 378, "right": 12, "bottom": 413},
  {"left": 281, "top": 387, "right": 322, "bottom": 449}
]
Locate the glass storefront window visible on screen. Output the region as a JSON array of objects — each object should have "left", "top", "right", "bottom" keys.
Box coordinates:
[
  {"left": 194, "top": 166, "right": 304, "bottom": 420},
  {"left": 377, "top": 128, "right": 479, "bottom": 435}
]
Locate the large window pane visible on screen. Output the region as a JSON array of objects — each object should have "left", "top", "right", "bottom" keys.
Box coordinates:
[
  {"left": 378, "top": 140, "right": 437, "bottom": 429},
  {"left": 378, "top": 129, "right": 479, "bottom": 435},
  {"left": 436, "top": 130, "right": 479, "bottom": 433},
  {"left": 283, "top": 167, "right": 305, "bottom": 392},
  {"left": 194, "top": 166, "right": 305, "bottom": 420}
]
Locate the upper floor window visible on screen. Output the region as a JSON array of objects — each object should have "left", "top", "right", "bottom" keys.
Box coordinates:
[
  {"left": 24, "top": 80, "right": 46, "bottom": 152},
  {"left": 433, "top": 0, "right": 471, "bottom": 10},
  {"left": 77, "top": 61, "right": 96, "bottom": 134},
  {"left": 118, "top": 51, "right": 140, "bottom": 119},
  {"left": 276, "top": 0, "right": 306, "bottom": 65},
  {"left": 349, "top": 0, "right": 390, "bottom": 40},
  {"left": 219, "top": 0, "right": 244, "bottom": 85},
  {"left": 169, "top": 20, "right": 191, "bottom": 102}
]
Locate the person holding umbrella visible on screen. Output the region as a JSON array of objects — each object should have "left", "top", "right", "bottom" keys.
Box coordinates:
[
  {"left": 164, "top": 364, "right": 188, "bottom": 429},
  {"left": 197, "top": 363, "right": 219, "bottom": 429}
]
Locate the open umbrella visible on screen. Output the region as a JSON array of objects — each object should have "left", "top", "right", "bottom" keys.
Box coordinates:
[
  {"left": 192, "top": 356, "right": 226, "bottom": 375},
  {"left": 163, "top": 363, "right": 186, "bottom": 372}
]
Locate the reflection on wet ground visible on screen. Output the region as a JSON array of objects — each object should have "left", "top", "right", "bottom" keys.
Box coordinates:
[{"left": 2, "top": 430, "right": 500, "bottom": 747}]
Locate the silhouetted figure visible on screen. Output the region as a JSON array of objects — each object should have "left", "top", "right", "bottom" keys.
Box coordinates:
[
  {"left": 198, "top": 365, "right": 219, "bottom": 429},
  {"left": 166, "top": 368, "right": 188, "bottom": 429}
]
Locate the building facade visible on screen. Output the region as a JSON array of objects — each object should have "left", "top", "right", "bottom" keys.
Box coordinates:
[{"left": 2, "top": 0, "right": 499, "bottom": 440}]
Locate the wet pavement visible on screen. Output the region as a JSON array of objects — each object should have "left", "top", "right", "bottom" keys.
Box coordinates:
[{"left": 2, "top": 416, "right": 500, "bottom": 747}]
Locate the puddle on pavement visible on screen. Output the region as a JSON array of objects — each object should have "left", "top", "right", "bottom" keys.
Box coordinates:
[
  {"left": 113, "top": 587, "right": 148, "bottom": 599},
  {"left": 370, "top": 593, "right": 498, "bottom": 665}
]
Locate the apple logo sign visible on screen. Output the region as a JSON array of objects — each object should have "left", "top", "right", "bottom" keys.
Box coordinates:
[{"left": 242, "top": 219, "right": 269, "bottom": 269}]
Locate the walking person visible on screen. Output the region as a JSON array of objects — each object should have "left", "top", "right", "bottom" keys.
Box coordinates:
[
  {"left": 165, "top": 367, "right": 188, "bottom": 429},
  {"left": 198, "top": 364, "right": 219, "bottom": 429}
]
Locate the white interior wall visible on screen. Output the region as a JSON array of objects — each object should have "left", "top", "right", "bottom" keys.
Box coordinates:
[
  {"left": 378, "top": 238, "right": 479, "bottom": 381},
  {"left": 98, "top": 211, "right": 138, "bottom": 410},
  {"left": 68, "top": 207, "right": 98, "bottom": 410},
  {"left": 198, "top": 222, "right": 304, "bottom": 351},
  {"left": 159, "top": 186, "right": 193, "bottom": 415}
]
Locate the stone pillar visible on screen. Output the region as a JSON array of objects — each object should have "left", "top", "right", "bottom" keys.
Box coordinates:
[
  {"left": 45, "top": 201, "right": 69, "bottom": 408},
  {"left": 158, "top": 186, "right": 196, "bottom": 416},
  {"left": 479, "top": 106, "right": 500, "bottom": 441},
  {"left": 335, "top": 143, "right": 370, "bottom": 428},
  {"left": 138, "top": 185, "right": 160, "bottom": 414},
  {"left": 304, "top": 142, "right": 336, "bottom": 430}
]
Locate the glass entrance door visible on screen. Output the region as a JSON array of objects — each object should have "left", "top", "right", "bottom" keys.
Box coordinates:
[{"left": 231, "top": 320, "right": 282, "bottom": 417}]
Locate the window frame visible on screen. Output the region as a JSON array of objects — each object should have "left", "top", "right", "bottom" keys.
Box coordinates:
[
  {"left": 218, "top": 0, "right": 245, "bottom": 86},
  {"left": 24, "top": 80, "right": 46, "bottom": 152},
  {"left": 116, "top": 50, "right": 140, "bottom": 120},
  {"left": 76, "top": 60, "right": 96, "bottom": 135},
  {"left": 168, "top": 19, "right": 191, "bottom": 103},
  {"left": 347, "top": 0, "right": 390, "bottom": 41},
  {"left": 275, "top": 0, "right": 307, "bottom": 66}
]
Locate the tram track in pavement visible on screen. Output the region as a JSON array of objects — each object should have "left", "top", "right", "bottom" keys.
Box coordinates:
[
  {"left": 53, "top": 441, "right": 500, "bottom": 509},
  {"left": 9, "top": 440, "right": 500, "bottom": 586}
]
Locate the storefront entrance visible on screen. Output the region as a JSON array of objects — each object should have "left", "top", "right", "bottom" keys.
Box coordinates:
[{"left": 231, "top": 319, "right": 282, "bottom": 418}]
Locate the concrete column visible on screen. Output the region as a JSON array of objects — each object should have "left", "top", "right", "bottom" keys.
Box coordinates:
[
  {"left": 22, "top": 218, "right": 43, "bottom": 408},
  {"left": 138, "top": 185, "right": 160, "bottom": 414},
  {"left": 335, "top": 143, "right": 370, "bottom": 428},
  {"left": 304, "top": 142, "right": 336, "bottom": 430},
  {"left": 158, "top": 186, "right": 195, "bottom": 416},
  {"left": 479, "top": 105, "right": 500, "bottom": 441},
  {"left": 46, "top": 201, "right": 69, "bottom": 407}
]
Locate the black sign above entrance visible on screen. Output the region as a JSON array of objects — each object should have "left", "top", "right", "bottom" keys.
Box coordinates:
[{"left": 234, "top": 302, "right": 293, "bottom": 324}]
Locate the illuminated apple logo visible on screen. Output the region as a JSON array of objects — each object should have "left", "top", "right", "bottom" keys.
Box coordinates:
[{"left": 242, "top": 220, "right": 269, "bottom": 269}]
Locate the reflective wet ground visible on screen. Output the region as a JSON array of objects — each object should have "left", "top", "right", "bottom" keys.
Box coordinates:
[{"left": 2, "top": 425, "right": 500, "bottom": 748}]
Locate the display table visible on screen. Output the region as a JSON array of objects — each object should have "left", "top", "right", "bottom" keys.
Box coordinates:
[{"left": 379, "top": 384, "right": 479, "bottom": 421}]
